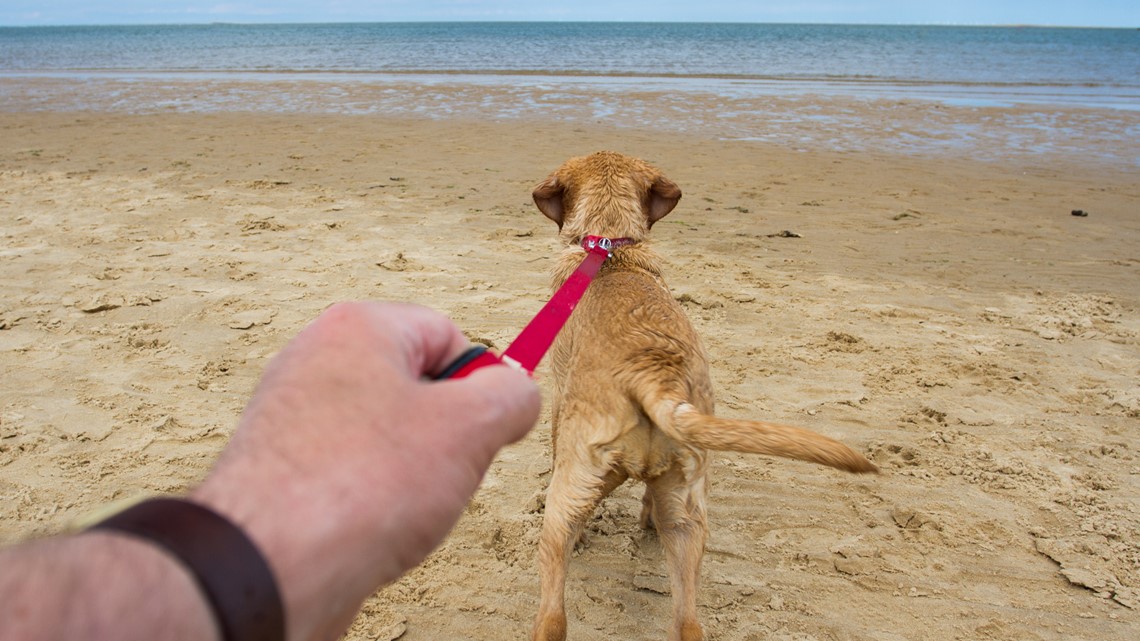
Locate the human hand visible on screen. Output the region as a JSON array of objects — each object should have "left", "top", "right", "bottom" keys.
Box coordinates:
[{"left": 191, "top": 302, "right": 541, "bottom": 641}]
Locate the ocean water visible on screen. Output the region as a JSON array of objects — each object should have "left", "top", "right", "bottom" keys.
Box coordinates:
[
  {"left": 2, "top": 23, "right": 1138, "bottom": 104},
  {"left": 2, "top": 23, "right": 1138, "bottom": 162}
]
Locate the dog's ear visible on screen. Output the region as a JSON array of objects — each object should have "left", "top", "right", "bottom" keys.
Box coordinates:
[
  {"left": 532, "top": 175, "right": 565, "bottom": 228},
  {"left": 647, "top": 176, "right": 682, "bottom": 227}
]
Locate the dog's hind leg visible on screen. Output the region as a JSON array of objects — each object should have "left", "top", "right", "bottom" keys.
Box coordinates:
[
  {"left": 645, "top": 467, "right": 710, "bottom": 641},
  {"left": 532, "top": 463, "right": 626, "bottom": 641}
]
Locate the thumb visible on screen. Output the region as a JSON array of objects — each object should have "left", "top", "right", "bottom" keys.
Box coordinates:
[{"left": 438, "top": 363, "right": 542, "bottom": 450}]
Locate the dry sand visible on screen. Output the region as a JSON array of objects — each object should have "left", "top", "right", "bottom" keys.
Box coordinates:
[{"left": 1, "top": 96, "right": 1138, "bottom": 641}]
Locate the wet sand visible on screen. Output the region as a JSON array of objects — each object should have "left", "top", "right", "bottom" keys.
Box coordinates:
[{"left": 1, "top": 83, "right": 1138, "bottom": 640}]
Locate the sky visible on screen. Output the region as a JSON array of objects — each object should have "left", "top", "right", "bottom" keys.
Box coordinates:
[{"left": 2, "top": 1, "right": 1137, "bottom": 28}]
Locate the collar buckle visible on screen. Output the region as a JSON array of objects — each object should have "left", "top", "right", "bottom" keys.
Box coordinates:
[{"left": 581, "top": 235, "right": 633, "bottom": 257}]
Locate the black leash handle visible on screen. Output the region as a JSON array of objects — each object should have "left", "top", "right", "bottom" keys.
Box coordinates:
[{"left": 432, "top": 345, "right": 499, "bottom": 380}]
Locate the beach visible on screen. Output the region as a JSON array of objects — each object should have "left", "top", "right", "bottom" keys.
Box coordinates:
[{"left": 1, "top": 81, "right": 1139, "bottom": 641}]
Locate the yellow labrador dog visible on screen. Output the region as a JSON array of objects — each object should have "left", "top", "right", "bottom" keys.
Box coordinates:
[{"left": 529, "top": 152, "right": 877, "bottom": 641}]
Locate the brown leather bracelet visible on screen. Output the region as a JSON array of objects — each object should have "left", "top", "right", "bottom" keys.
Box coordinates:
[{"left": 89, "top": 497, "right": 285, "bottom": 641}]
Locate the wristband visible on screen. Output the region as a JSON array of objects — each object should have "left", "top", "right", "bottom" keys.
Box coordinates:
[{"left": 89, "top": 497, "right": 285, "bottom": 641}]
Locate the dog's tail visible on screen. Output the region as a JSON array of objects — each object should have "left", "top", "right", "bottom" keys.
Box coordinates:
[{"left": 645, "top": 396, "right": 878, "bottom": 474}]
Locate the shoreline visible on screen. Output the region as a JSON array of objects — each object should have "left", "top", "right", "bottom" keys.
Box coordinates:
[
  {"left": 6, "top": 70, "right": 1139, "bottom": 115},
  {"left": 3, "top": 76, "right": 1139, "bottom": 168}
]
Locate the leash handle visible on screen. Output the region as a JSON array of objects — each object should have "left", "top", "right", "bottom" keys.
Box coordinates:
[{"left": 432, "top": 345, "right": 502, "bottom": 380}]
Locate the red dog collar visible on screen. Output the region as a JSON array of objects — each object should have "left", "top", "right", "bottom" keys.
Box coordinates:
[{"left": 581, "top": 235, "right": 636, "bottom": 255}]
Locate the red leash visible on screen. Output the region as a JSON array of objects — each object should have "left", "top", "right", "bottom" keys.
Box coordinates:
[{"left": 434, "top": 236, "right": 631, "bottom": 379}]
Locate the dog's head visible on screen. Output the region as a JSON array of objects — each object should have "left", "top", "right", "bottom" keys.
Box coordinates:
[{"left": 532, "top": 152, "right": 681, "bottom": 243}]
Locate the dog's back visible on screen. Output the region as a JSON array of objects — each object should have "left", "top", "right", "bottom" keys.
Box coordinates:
[{"left": 548, "top": 243, "right": 717, "bottom": 479}]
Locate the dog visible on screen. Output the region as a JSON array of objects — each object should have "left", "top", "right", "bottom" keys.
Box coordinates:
[{"left": 528, "top": 152, "right": 878, "bottom": 641}]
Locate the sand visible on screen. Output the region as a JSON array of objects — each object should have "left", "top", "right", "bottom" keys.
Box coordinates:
[{"left": 1, "top": 95, "right": 1138, "bottom": 641}]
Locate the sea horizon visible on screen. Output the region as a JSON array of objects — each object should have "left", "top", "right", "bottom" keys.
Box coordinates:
[{"left": 2, "top": 20, "right": 1138, "bottom": 28}]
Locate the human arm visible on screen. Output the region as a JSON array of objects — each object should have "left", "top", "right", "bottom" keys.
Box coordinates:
[
  {"left": 0, "top": 532, "right": 222, "bottom": 640},
  {"left": 0, "top": 301, "right": 541, "bottom": 641}
]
